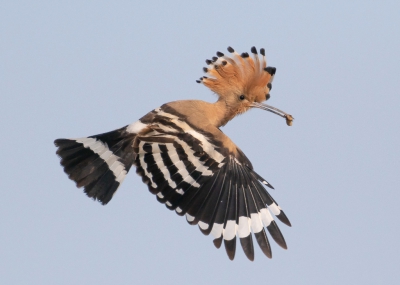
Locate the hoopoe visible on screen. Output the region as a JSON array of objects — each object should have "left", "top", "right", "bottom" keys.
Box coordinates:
[{"left": 54, "top": 46, "right": 294, "bottom": 261}]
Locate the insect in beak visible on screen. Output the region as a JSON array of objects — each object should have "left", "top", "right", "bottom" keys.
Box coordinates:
[{"left": 251, "top": 102, "right": 294, "bottom": 126}]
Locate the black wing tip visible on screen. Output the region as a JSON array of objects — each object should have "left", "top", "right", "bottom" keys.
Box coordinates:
[
  {"left": 266, "top": 182, "right": 274, "bottom": 189},
  {"left": 199, "top": 226, "right": 212, "bottom": 236},
  {"left": 224, "top": 238, "right": 236, "bottom": 260},
  {"left": 240, "top": 235, "right": 255, "bottom": 261},
  {"left": 277, "top": 211, "right": 292, "bottom": 227},
  {"left": 186, "top": 215, "right": 198, "bottom": 225},
  {"left": 249, "top": 168, "right": 274, "bottom": 189},
  {"left": 267, "top": 221, "right": 288, "bottom": 249},
  {"left": 213, "top": 236, "right": 223, "bottom": 249},
  {"left": 254, "top": 230, "right": 272, "bottom": 258}
]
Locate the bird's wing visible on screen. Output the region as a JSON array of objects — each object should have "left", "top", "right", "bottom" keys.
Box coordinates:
[{"left": 134, "top": 111, "right": 291, "bottom": 261}]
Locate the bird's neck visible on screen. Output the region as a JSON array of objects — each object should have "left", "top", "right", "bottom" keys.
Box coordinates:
[{"left": 211, "top": 98, "right": 237, "bottom": 127}]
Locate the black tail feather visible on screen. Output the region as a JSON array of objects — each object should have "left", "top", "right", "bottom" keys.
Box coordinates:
[{"left": 54, "top": 126, "right": 136, "bottom": 204}]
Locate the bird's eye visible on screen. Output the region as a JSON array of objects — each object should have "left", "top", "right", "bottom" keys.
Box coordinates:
[
  {"left": 239, "top": 95, "right": 245, "bottom": 100},
  {"left": 265, "top": 94, "right": 271, "bottom": 101}
]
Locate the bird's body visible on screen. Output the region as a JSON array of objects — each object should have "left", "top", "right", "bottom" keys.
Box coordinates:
[{"left": 55, "top": 46, "right": 293, "bottom": 261}]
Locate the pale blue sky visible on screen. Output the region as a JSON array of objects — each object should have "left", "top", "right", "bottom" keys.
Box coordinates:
[{"left": 2, "top": 1, "right": 400, "bottom": 284}]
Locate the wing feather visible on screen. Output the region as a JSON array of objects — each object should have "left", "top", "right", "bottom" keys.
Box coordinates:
[{"left": 133, "top": 113, "right": 290, "bottom": 260}]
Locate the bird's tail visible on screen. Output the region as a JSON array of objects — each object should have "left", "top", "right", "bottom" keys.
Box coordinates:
[{"left": 54, "top": 126, "right": 136, "bottom": 205}]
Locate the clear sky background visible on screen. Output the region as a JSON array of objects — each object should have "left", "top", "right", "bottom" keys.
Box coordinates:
[{"left": 2, "top": 1, "right": 400, "bottom": 284}]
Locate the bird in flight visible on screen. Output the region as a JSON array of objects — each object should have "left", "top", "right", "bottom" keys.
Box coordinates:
[{"left": 55, "top": 46, "right": 294, "bottom": 261}]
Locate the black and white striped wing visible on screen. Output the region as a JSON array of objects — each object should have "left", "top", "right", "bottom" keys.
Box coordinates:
[{"left": 134, "top": 116, "right": 291, "bottom": 260}]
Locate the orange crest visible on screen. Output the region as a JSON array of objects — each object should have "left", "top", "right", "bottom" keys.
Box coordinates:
[{"left": 197, "top": 46, "right": 276, "bottom": 103}]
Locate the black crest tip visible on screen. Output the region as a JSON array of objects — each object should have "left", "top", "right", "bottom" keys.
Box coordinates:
[
  {"left": 196, "top": 80, "right": 201, "bottom": 83},
  {"left": 241, "top": 52, "right": 249, "bottom": 58},
  {"left": 227, "top": 46, "right": 235, "bottom": 53},
  {"left": 264, "top": 66, "right": 276, "bottom": 75},
  {"left": 267, "top": 83, "right": 272, "bottom": 90},
  {"left": 260, "top": 48, "right": 265, "bottom": 56},
  {"left": 203, "top": 67, "right": 208, "bottom": 73},
  {"left": 222, "top": 60, "right": 227, "bottom": 66},
  {"left": 205, "top": 59, "right": 212, "bottom": 65},
  {"left": 212, "top": 56, "right": 218, "bottom": 62},
  {"left": 250, "top": 46, "right": 257, "bottom": 54},
  {"left": 216, "top": 51, "right": 224, "bottom": 57}
]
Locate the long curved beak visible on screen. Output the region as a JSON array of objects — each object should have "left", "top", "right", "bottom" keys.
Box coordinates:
[{"left": 251, "top": 102, "right": 294, "bottom": 126}]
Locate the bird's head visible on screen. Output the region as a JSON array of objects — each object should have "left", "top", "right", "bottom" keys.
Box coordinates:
[{"left": 197, "top": 46, "right": 293, "bottom": 126}]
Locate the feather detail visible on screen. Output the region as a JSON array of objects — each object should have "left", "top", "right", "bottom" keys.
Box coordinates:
[{"left": 201, "top": 47, "right": 275, "bottom": 103}]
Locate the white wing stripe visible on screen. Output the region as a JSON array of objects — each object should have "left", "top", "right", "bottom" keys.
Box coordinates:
[
  {"left": 173, "top": 137, "right": 213, "bottom": 176},
  {"left": 151, "top": 144, "right": 177, "bottom": 189},
  {"left": 75, "top": 137, "right": 127, "bottom": 183},
  {"left": 115, "top": 171, "right": 127, "bottom": 184},
  {"left": 237, "top": 216, "right": 251, "bottom": 238},
  {"left": 211, "top": 223, "right": 223, "bottom": 238},
  {"left": 198, "top": 221, "right": 208, "bottom": 230},
  {"left": 186, "top": 130, "right": 225, "bottom": 164},
  {"left": 156, "top": 110, "right": 225, "bottom": 164},
  {"left": 260, "top": 208, "right": 273, "bottom": 227},
  {"left": 223, "top": 220, "right": 237, "bottom": 241},
  {"left": 250, "top": 213, "right": 263, "bottom": 233},
  {"left": 138, "top": 141, "right": 157, "bottom": 188},
  {"left": 186, "top": 213, "right": 195, "bottom": 222},
  {"left": 268, "top": 202, "right": 281, "bottom": 216},
  {"left": 166, "top": 144, "right": 200, "bottom": 187}
]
